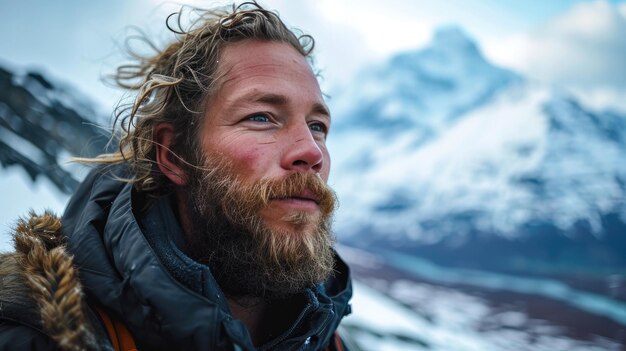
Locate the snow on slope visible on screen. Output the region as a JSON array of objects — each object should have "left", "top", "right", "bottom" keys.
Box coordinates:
[
  {"left": 340, "top": 245, "right": 623, "bottom": 351},
  {"left": 344, "top": 280, "right": 621, "bottom": 351}
]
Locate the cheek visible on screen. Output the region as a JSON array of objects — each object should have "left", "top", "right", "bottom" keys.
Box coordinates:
[
  {"left": 224, "top": 144, "right": 273, "bottom": 177},
  {"left": 205, "top": 133, "right": 269, "bottom": 171}
]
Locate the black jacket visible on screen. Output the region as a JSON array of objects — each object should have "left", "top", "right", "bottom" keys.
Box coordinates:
[{"left": 0, "top": 166, "right": 352, "bottom": 350}]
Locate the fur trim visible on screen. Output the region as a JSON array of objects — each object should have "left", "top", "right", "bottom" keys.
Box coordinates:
[{"left": 11, "top": 211, "right": 99, "bottom": 351}]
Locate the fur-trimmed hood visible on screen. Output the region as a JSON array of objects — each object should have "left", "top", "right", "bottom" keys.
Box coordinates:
[{"left": 0, "top": 212, "right": 105, "bottom": 351}]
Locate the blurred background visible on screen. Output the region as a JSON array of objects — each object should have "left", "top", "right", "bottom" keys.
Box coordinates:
[{"left": 1, "top": 0, "right": 625, "bottom": 350}]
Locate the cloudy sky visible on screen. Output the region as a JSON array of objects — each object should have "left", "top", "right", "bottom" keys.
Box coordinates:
[
  {"left": 1, "top": 0, "right": 625, "bottom": 112},
  {"left": 1, "top": 0, "right": 625, "bottom": 238}
]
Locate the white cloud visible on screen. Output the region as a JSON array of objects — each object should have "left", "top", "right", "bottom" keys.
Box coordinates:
[
  {"left": 530, "top": 0, "right": 626, "bottom": 87},
  {"left": 486, "top": 0, "right": 626, "bottom": 111},
  {"left": 262, "top": 0, "right": 375, "bottom": 88}
]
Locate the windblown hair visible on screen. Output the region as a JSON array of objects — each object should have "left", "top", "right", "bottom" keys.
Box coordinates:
[{"left": 83, "top": 1, "right": 315, "bottom": 193}]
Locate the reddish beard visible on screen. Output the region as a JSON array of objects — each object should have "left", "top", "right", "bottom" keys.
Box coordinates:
[{"left": 183, "top": 156, "right": 337, "bottom": 300}]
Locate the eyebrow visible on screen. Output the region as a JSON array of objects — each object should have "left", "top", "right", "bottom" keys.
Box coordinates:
[{"left": 246, "top": 93, "right": 331, "bottom": 118}]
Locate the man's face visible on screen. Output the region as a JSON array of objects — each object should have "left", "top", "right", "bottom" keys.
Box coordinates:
[
  {"left": 182, "top": 40, "right": 336, "bottom": 298},
  {"left": 201, "top": 40, "right": 332, "bottom": 235}
]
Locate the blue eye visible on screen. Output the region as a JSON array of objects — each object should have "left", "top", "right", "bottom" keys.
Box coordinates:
[
  {"left": 248, "top": 114, "right": 270, "bottom": 122},
  {"left": 309, "top": 122, "right": 327, "bottom": 134}
]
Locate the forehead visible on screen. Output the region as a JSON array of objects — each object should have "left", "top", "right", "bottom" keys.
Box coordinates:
[{"left": 213, "top": 40, "right": 323, "bottom": 100}]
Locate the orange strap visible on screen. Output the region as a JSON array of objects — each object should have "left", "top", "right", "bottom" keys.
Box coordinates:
[
  {"left": 323, "top": 332, "right": 344, "bottom": 351},
  {"left": 334, "top": 332, "right": 344, "bottom": 351},
  {"left": 94, "top": 306, "right": 138, "bottom": 351}
]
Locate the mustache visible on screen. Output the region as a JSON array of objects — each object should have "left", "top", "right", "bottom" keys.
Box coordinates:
[
  {"left": 258, "top": 172, "right": 337, "bottom": 215},
  {"left": 218, "top": 171, "right": 337, "bottom": 226}
]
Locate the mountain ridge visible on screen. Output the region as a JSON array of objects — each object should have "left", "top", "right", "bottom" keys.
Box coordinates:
[{"left": 0, "top": 65, "right": 109, "bottom": 193}]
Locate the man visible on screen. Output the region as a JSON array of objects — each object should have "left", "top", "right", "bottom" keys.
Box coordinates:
[{"left": 0, "top": 2, "right": 352, "bottom": 350}]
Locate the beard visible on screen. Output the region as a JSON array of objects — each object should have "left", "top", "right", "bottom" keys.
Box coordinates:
[{"left": 182, "top": 155, "right": 337, "bottom": 300}]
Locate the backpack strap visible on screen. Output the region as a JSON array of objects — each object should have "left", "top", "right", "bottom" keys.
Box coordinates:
[{"left": 94, "top": 306, "right": 138, "bottom": 351}]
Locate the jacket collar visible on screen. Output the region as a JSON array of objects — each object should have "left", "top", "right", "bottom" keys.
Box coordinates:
[{"left": 62, "top": 166, "right": 352, "bottom": 351}]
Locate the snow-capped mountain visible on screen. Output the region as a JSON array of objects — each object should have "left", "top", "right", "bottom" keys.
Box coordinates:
[
  {"left": 329, "top": 27, "right": 626, "bottom": 253},
  {"left": 332, "top": 27, "right": 521, "bottom": 137}
]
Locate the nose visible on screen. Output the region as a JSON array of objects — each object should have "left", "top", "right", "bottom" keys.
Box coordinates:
[{"left": 281, "top": 125, "right": 324, "bottom": 173}]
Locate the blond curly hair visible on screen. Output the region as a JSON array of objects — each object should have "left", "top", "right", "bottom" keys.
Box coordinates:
[{"left": 82, "top": 2, "right": 315, "bottom": 194}]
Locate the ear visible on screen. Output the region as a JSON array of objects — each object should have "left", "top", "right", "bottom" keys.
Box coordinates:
[{"left": 154, "top": 123, "right": 187, "bottom": 186}]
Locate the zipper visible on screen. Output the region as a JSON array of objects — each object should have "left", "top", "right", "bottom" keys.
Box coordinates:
[
  {"left": 258, "top": 302, "right": 314, "bottom": 351},
  {"left": 259, "top": 305, "right": 334, "bottom": 351}
]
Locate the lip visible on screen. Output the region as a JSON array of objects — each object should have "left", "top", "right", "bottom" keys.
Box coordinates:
[
  {"left": 291, "top": 189, "right": 319, "bottom": 204},
  {"left": 271, "top": 190, "right": 319, "bottom": 210}
]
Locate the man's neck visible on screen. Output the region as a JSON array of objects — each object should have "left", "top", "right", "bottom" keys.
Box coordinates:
[{"left": 227, "top": 296, "right": 270, "bottom": 346}]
